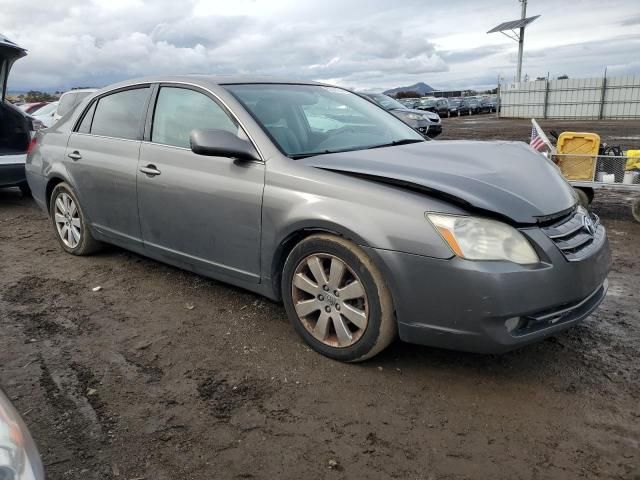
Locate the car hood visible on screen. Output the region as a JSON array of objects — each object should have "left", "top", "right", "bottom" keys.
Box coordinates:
[
  {"left": 299, "top": 140, "right": 576, "bottom": 224},
  {"left": 0, "top": 34, "right": 27, "bottom": 101}
]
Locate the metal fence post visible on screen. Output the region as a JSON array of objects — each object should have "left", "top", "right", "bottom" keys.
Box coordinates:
[
  {"left": 543, "top": 79, "right": 550, "bottom": 119},
  {"left": 497, "top": 81, "right": 501, "bottom": 119},
  {"left": 599, "top": 72, "right": 607, "bottom": 120}
]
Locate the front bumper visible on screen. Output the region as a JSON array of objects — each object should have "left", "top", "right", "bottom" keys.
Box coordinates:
[
  {"left": 0, "top": 162, "right": 27, "bottom": 188},
  {"left": 364, "top": 226, "right": 611, "bottom": 354}
]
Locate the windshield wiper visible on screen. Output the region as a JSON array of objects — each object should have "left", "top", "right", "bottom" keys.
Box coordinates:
[
  {"left": 365, "top": 138, "right": 424, "bottom": 150},
  {"left": 290, "top": 139, "right": 424, "bottom": 159}
]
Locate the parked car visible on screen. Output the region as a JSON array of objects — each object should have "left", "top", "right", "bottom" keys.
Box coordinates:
[
  {"left": 482, "top": 95, "right": 500, "bottom": 113},
  {"left": 18, "top": 102, "right": 48, "bottom": 114},
  {"left": 53, "top": 88, "right": 97, "bottom": 123},
  {"left": 31, "top": 101, "right": 59, "bottom": 127},
  {"left": 0, "top": 388, "right": 46, "bottom": 480},
  {"left": 467, "top": 98, "right": 482, "bottom": 114},
  {"left": 27, "top": 76, "right": 610, "bottom": 362},
  {"left": 447, "top": 98, "right": 472, "bottom": 116},
  {"left": 1, "top": 34, "right": 42, "bottom": 196},
  {"left": 397, "top": 98, "right": 419, "bottom": 109},
  {"left": 446, "top": 98, "right": 461, "bottom": 116},
  {"left": 416, "top": 98, "right": 450, "bottom": 118},
  {"left": 361, "top": 93, "right": 442, "bottom": 137}
]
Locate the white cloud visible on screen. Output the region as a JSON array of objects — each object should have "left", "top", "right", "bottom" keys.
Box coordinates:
[{"left": 2, "top": 0, "right": 639, "bottom": 92}]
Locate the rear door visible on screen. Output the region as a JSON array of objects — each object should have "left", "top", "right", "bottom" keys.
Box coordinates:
[
  {"left": 136, "top": 84, "right": 265, "bottom": 283},
  {"left": 64, "top": 85, "right": 152, "bottom": 250}
]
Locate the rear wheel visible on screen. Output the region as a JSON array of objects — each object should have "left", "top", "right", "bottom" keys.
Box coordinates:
[
  {"left": 50, "top": 183, "right": 101, "bottom": 255},
  {"left": 282, "top": 234, "right": 396, "bottom": 362}
]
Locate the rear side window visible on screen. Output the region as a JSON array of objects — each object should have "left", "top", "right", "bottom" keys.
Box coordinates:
[
  {"left": 77, "top": 102, "right": 96, "bottom": 134},
  {"left": 56, "top": 93, "right": 77, "bottom": 117},
  {"left": 151, "top": 87, "right": 239, "bottom": 148},
  {"left": 90, "top": 88, "right": 149, "bottom": 140}
]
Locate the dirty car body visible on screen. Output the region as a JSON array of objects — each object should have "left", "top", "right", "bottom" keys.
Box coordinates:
[{"left": 26, "top": 76, "right": 610, "bottom": 358}]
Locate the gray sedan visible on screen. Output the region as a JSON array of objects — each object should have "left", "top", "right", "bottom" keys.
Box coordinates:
[{"left": 26, "top": 76, "right": 610, "bottom": 362}]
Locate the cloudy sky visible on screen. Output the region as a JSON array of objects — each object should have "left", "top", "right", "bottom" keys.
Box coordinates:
[{"left": 3, "top": 0, "right": 640, "bottom": 93}]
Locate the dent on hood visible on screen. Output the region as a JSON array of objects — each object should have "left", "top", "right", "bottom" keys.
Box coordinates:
[{"left": 300, "top": 140, "right": 577, "bottom": 225}]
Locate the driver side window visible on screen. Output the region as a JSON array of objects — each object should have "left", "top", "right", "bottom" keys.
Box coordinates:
[{"left": 151, "top": 87, "right": 240, "bottom": 149}]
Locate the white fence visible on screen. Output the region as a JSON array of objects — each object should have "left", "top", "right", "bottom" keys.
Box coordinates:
[{"left": 499, "top": 75, "right": 640, "bottom": 119}]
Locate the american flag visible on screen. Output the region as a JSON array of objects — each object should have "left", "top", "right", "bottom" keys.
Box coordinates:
[{"left": 530, "top": 123, "right": 547, "bottom": 152}]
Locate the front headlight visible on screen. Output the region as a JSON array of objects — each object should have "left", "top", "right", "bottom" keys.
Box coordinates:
[
  {"left": 405, "top": 113, "right": 423, "bottom": 120},
  {"left": 426, "top": 214, "right": 539, "bottom": 264},
  {"left": 0, "top": 390, "right": 45, "bottom": 480}
]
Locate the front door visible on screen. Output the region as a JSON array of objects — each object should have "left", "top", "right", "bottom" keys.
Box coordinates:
[
  {"left": 64, "top": 86, "right": 151, "bottom": 249},
  {"left": 136, "top": 85, "right": 265, "bottom": 283}
]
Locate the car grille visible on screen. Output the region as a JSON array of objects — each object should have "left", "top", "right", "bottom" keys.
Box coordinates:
[{"left": 541, "top": 210, "right": 604, "bottom": 261}]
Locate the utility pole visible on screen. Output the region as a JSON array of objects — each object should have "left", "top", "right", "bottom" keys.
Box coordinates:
[
  {"left": 488, "top": 1, "right": 539, "bottom": 84},
  {"left": 516, "top": 0, "right": 527, "bottom": 83}
]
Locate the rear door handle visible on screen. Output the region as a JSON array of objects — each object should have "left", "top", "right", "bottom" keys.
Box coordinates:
[
  {"left": 139, "top": 164, "right": 161, "bottom": 176},
  {"left": 67, "top": 151, "right": 82, "bottom": 160}
]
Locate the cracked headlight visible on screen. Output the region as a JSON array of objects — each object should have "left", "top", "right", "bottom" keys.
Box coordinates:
[
  {"left": 426, "top": 214, "right": 539, "bottom": 264},
  {"left": 0, "top": 390, "right": 45, "bottom": 480}
]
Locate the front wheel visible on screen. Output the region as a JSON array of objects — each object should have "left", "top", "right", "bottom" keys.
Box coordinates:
[
  {"left": 50, "top": 182, "right": 101, "bottom": 255},
  {"left": 282, "top": 234, "right": 396, "bottom": 362}
]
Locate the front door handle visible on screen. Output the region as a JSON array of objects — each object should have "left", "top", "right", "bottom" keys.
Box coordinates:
[
  {"left": 139, "top": 164, "right": 161, "bottom": 176},
  {"left": 67, "top": 151, "right": 82, "bottom": 160}
]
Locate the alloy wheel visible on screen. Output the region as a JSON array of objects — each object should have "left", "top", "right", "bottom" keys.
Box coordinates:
[
  {"left": 54, "top": 192, "right": 81, "bottom": 248},
  {"left": 291, "top": 254, "right": 369, "bottom": 348}
]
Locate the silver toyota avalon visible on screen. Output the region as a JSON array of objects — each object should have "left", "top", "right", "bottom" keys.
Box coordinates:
[{"left": 26, "top": 76, "right": 611, "bottom": 362}]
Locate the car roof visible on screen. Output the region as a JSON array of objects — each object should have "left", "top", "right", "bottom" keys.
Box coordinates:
[
  {"left": 98, "top": 75, "right": 325, "bottom": 92},
  {"left": 61, "top": 88, "right": 98, "bottom": 95}
]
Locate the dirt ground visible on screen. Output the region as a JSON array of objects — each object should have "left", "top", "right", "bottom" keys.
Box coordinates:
[{"left": 1, "top": 116, "right": 639, "bottom": 480}]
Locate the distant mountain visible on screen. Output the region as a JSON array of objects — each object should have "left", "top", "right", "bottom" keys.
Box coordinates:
[{"left": 383, "top": 82, "right": 434, "bottom": 97}]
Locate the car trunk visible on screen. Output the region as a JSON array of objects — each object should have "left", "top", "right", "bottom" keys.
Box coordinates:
[{"left": 1, "top": 34, "right": 30, "bottom": 156}]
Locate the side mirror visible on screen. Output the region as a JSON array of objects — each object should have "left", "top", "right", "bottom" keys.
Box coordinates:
[{"left": 190, "top": 128, "right": 260, "bottom": 161}]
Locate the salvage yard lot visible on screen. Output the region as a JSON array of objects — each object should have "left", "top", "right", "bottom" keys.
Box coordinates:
[{"left": 1, "top": 116, "right": 639, "bottom": 480}]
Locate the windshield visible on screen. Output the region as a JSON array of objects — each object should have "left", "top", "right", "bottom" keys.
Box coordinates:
[
  {"left": 367, "top": 94, "right": 406, "bottom": 110},
  {"left": 226, "top": 84, "right": 424, "bottom": 158}
]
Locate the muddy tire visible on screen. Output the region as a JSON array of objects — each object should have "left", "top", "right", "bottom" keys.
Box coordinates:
[
  {"left": 282, "top": 234, "right": 396, "bottom": 362},
  {"left": 50, "top": 182, "right": 101, "bottom": 255}
]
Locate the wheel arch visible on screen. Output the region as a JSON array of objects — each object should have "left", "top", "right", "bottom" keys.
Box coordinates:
[
  {"left": 45, "top": 176, "right": 67, "bottom": 213},
  {"left": 269, "top": 222, "right": 368, "bottom": 302}
]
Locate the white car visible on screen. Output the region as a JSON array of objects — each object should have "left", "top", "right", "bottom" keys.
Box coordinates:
[
  {"left": 31, "top": 101, "right": 58, "bottom": 127},
  {"left": 53, "top": 89, "right": 97, "bottom": 123}
]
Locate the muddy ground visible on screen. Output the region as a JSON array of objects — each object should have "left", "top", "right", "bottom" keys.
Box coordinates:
[{"left": 1, "top": 116, "right": 639, "bottom": 480}]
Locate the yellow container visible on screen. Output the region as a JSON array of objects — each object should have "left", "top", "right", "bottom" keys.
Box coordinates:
[
  {"left": 627, "top": 150, "right": 640, "bottom": 170},
  {"left": 556, "top": 132, "right": 600, "bottom": 181}
]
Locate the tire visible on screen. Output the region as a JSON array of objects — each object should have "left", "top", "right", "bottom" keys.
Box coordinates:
[
  {"left": 282, "top": 234, "right": 396, "bottom": 362},
  {"left": 19, "top": 183, "right": 32, "bottom": 197},
  {"left": 49, "top": 182, "right": 101, "bottom": 255},
  {"left": 574, "top": 187, "right": 591, "bottom": 208}
]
